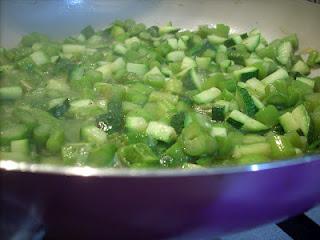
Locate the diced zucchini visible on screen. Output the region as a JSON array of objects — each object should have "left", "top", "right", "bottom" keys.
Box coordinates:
[
  {"left": 47, "top": 79, "right": 70, "bottom": 92},
  {"left": 255, "top": 105, "right": 280, "bottom": 127},
  {"left": 181, "top": 57, "right": 196, "bottom": 69},
  {"left": 212, "top": 106, "right": 225, "bottom": 122},
  {"left": 292, "top": 105, "right": 310, "bottom": 136},
  {"left": 12, "top": 109, "right": 37, "bottom": 132},
  {"left": 0, "top": 124, "right": 29, "bottom": 145},
  {"left": 250, "top": 60, "right": 277, "bottom": 79},
  {"left": 149, "top": 91, "right": 179, "bottom": 105},
  {"left": 249, "top": 28, "right": 261, "bottom": 36},
  {"left": 231, "top": 34, "right": 243, "bottom": 44},
  {"left": 291, "top": 60, "right": 310, "bottom": 75},
  {"left": 87, "top": 144, "right": 116, "bottom": 167},
  {"left": 190, "top": 68, "right": 203, "bottom": 89},
  {"left": 178, "top": 38, "right": 187, "bottom": 50},
  {"left": 81, "top": 125, "right": 107, "bottom": 144},
  {"left": 182, "top": 123, "right": 217, "bottom": 156},
  {"left": 126, "top": 63, "right": 148, "bottom": 76},
  {"left": 117, "top": 143, "right": 158, "bottom": 166},
  {"left": 219, "top": 59, "right": 232, "bottom": 70},
  {"left": 48, "top": 98, "right": 66, "bottom": 109},
  {"left": 165, "top": 78, "right": 183, "bottom": 94},
  {"left": 96, "top": 99, "right": 124, "bottom": 134},
  {"left": 0, "top": 152, "right": 30, "bottom": 162},
  {"left": 163, "top": 141, "right": 189, "bottom": 167},
  {"left": 111, "top": 57, "right": 126, "bottom": 72},
  {"left": 279, "top": 112, "right": 300, "bottom": 133},
  {"left": 285, "top": 131, "right": 306, "bottom": 150},
  {"left": 227, "top": 110, "right": 269, "bottom": 132},
  {"left": 242, "top": 134, "right": 266, "bottom": 144},
  {"left": 0, "top": 86, "right": 23, "bottom": 100},
  {"left": 70, "top": 99, "right": 94, "bottom": 110},
  {"left": 182, "top": 163, "right": 203, "bottom": 169},
  {"left": 62, "top": 44, "right": 86, "bottom": 54},
  {"left": 114, "top": 43, "right": 127, "bottom": 55},
  {"left": 0, "top": 20, "right": 319, "bottom": 169},
  {"left": 48, "top": 98, "right": 70, "bottom": 118},
  {"left": 69, "top": 99, "right": 101, "bottom": 118},
  {"left": 96, "top": 63, "right": 113, "bottom": 79},
  {"left": 234, "top": 66, "right": 259, "bottom": 82},
  {"left": 33, "top": 124, "right": 51, "bottom": 146},
  {"left": 282, "top": 34, "right": 299, "bottom": 50},
  {"left": 215, "top": 49, "right": 228, "bottom": 64},
  {"left": 125, "top": 37, "right": 140, "bottom": 48},
  {"left": 125, "top": 116, "right": 148, "bottom": 132},
  {"left": 245, "top": 57, "right": 262, "bottom": 66},
  {"left": 245, "top": 78, "right": 266, "bottom": 98},
  {"left": 176, "top": 67, "right": 191, "bottom": 78},
  {"left": 146, "top": 121, "right": 177, "bottom": 143},
  {"left": 236, "top": 154, "right": 269, "bottom": 165},
  {"left": 255, "top": 43, "right": 266, "bottom": 51},
  {"left": 122, "top": 101, "right": 140, "bottom": 113},
  {"left": 210, "top": 126, "right": 227, "bottom": 138},
  {"left": 296, "top": 77, "right": 315, "bottom": 89},
  {"left": 236, "top": 87, "right": 258, "bottom": 117},
  {"left": 276, "top": 41, "right": 293, "bottom": 66},
  {"left": 167, "top": 51, "right": 185, "bottom": 62},
  {"left": 61, "top": 143, "right": 92, "bottom": 166},
  {"left": 233, "top": 143, "right": 271, "bottom": 158},
  {"left": 307, "top": 50, "right": 320, "bottom": 67},
  {"left": 261, "top": 68, "right": 289, "bottom": 85},
  {"left": 268, "top": 135, "right": 296, "bottom": 159},
  {"left": 145, "top": 66, "right": 162, "bottom": 76},
  {"left": 30, "top": 51, "right": 48, "bottom": 65},
  {"left": 168, "top": 38, "right": 178, "bottom": 50},
  {"left": 11, "top": 139, "right": 29, "bottom": 155},
  {"left": 196, "top": 57, "right": 211, "bottom": 70},
  {"left": 251, "top": 95, "right": 265, "bottom": 109},
  {"left": 159, "top": 24, "right": 179, "bottom": 34},
  {"left": 193, "top": 87, "right": 221, "bottom": 104},
  {"left": 243, "top": 34, "right": 260, "bottom": 52},
  {"left": 224, "top": 38, "right": 237, "bottom": 48},
  {"left": 208, "top": 34, "right": 227, "bottom": 45},
  {"left": 279, "top": 105, "right": 311, "bottom": 137},
  {"left": 170, "top": 112, "right": 186, "bottom": 134},
  {"left": 240, "top": 33, "right": 249, "bottom": 39},
  {"left": 46, "top": 130, "right": 65, "bottom": 153}
]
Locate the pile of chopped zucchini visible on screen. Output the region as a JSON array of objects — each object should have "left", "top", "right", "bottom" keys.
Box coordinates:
[{"left": 0, "top": 20, "right": 320, "bottom": 168}]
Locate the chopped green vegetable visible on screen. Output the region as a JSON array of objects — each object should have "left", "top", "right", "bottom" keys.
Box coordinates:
[
  {"left": 96, "top": 99, "right": 124, "bottom": 134},
  {"left": 61, "top": 143, "right": 92, "bottom": 166},
  {"left": 48, "top": 98, "right": 70, "bottom": 118},
  {"left": 181, "top": 123, "right": 217, "bottom": 156},
  {"left": 87, "top": 144, "right": 116, "bottom": 167},
  {"left": 0, "top": 20, "right": 319, "bottom": 168},
  {"left": 0, "top": 86, "right": 23, "bottom": 100},
  {"left": 255, "top": 105, "right": 280, "bottom": 127},
  {"left": 146, "top": 121, "right": 177, "bottom": 143},
  {"left": 268, "top": 135, "right": 296, "bottom": 159},
  {"left": 117, "top": 143, "right": 158, "bottom": 167},
  {"left": 212, "top": 106, "right": 225, "bottom": 122},
  {"left": 236, "top": 87, "right": 258, "bottom": 117}
]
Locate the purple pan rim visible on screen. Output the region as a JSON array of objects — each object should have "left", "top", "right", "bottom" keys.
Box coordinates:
[{"left": 0, "top": 154, "right": 319, "bottom": 177}]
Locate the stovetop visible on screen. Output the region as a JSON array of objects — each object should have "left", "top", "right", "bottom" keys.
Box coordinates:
[
  {"left": 1, "top": 205, "right": 319, "bottom": 240},
  {"left": 222, "top": 206, "right": 320, "bottom": 240}
]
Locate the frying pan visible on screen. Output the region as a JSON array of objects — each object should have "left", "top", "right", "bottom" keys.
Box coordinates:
[{"left": 0, "top": 0, "right": 320, "bottom": 239}]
